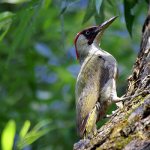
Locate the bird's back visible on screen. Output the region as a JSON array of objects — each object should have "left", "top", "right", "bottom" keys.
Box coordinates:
[{"left": 75, "top": 51, "right": 117, "bottom": 137}]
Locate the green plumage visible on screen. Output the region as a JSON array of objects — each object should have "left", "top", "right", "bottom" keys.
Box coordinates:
[{"left": 76, "top": 53, "right": 116, "bottom": 138}]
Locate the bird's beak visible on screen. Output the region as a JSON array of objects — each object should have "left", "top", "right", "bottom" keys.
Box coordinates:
[
  {"left": 94, "top": 16, "right": 118, "bottom": 41},
  {"left": 97, "top": 16, "right": 117, "bottom": 31}
]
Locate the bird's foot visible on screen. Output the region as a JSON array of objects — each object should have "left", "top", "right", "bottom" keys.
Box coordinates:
[{"left": 111, "top": 89, "right": 149, "bottom": 105}]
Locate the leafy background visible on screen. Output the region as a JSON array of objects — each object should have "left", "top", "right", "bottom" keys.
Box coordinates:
[{"left": 0, "top": 0, "right": 148, "bottom": 149}]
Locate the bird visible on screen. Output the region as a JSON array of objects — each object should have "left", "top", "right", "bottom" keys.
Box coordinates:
[{"left": 74, "top": 16, "right": 125, "bottom": 139}]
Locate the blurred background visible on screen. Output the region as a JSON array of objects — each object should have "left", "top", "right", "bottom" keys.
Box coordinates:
[{"left": 0, "top": 0, "right": 148, "bottom": 149}]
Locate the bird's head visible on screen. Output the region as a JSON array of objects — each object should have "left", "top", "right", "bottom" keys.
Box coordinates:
[{"left": 74, "top": 16, "right": 117, "bottom": 61}]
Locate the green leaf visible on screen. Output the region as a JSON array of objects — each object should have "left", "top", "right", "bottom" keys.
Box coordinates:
[
  {"left": 19, "top": 120, "right": 31, "bottom": 138},
  {"left": 18, "top": 129, "right": 50, "bottom": 149},
  {"left": 107, "top": 0, "right": 114, "bottom": 6},
  {"left": 60, "top": 0, "right": 80, "bottom": 15},
  {"left": 124, "top": 0, "right": 138, "bottom": 36},
  {"left": 0, "top": 11, "right": 14, "bottom": 22},
  {"left": 17, "top": 120, "right": 53, "bottom": 149},
  {"left": 32, "top": 119, "right": 51, "bottom": 131},
  {"left": 1, "top": 120, "right": 16, "bottom": 150},
  {"left": 60, "top": 5, "right": 68, "bottom": 15},
  {"left": 145, "top": 0, "right": 149, "bottom": 4},
  {"left": 82, "top": 0, "right": 95, "bottom": 24},
  {"left": 59, "top": 0, "right": 68, "bottom": 15},
  {"left": 0, "top": 11, "right": 14, "bottom": 41},
  {"left": 95, "top": 0, "right": 104, "bottom": 24},
  {"left": 95, "top": 0, "right": 103, "bottom": 14},
  {"left": 42, "top": 0, "right": 52, "bottom": 9}
]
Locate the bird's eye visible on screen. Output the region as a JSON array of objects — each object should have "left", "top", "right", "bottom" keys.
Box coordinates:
[{"left": 86, "top": 31, "right": 90, "bottom": 35}]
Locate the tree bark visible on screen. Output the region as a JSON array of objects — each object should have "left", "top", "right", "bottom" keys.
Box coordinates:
[{"left": 73, "top": 6, "right": 150, "bottom": 150}]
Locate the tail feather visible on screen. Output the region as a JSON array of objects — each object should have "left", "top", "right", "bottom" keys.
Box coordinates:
[{"left": 77, "top": 114, "right": 89, "bottom": 138}]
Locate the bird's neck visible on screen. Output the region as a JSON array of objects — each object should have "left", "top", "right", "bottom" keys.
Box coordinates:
[{"left": 79, "top": 43, "right": 108, "bottom": 65}]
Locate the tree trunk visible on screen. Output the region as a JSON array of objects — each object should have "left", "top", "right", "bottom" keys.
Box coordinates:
[{"left": 73, "top": 6, "right": 150, "bottom": 150}]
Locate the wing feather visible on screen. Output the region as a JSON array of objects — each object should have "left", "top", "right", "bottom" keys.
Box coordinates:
[{"left": 75, "top": 54, "right": 111, "bottom": 137}]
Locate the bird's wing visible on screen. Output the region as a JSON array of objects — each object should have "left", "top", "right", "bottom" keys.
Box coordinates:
[{"left": 75, "top": 54, "right": 117, "bottom": 137}]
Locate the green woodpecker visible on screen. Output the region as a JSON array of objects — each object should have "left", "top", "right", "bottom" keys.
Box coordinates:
[{"left": 74, "top": 16, "right": 125, "bottom": 138}]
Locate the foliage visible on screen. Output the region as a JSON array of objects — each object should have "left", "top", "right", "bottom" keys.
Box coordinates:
[
  {"left": 0, "top": 0, "right": 147, "bottom": 149},
  {"left": 1, "top": 120, "right": 16, "bottom": 150},
  {"left": 1, "top": 119, "right": 51, "bottom": 150},
  {"left": 17, "top": 120, "right": 52, "bottom": 149}
]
